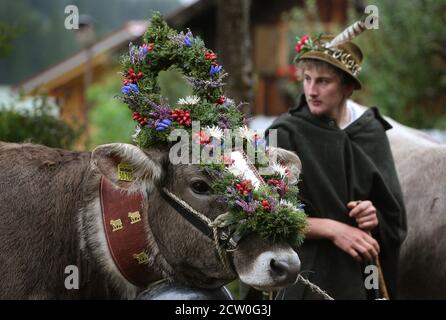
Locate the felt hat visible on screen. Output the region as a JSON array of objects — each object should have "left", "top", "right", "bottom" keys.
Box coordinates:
[{"left": 294, "top": 20, "right": 368, "bottom": 90}]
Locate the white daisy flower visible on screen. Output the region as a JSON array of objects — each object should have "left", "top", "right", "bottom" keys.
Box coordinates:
[
  {"left": 132, "top": 127, "right": 141, "bottom": 142},
  {"left": 205, "top": 125, "right": 224, "bottom": 140},
  {"left": 238, "top": 125, "right": 255, "bottom": 142},
  {"left": 279, "top": 199, "right": 299, "bottom": 211},
  {"left": 178, "top": 95, "right": 200, "bottom": 106},
  {"left": 271, "top": 162, "right": 288, "bottom": 178},
  {"left": 224, "top": 97, "right": 235, "bottom": 107},
  {"left": 225, "top": 164, "right": 243, "bottom": 178}
]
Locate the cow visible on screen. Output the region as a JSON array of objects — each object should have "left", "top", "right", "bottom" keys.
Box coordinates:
[
  {"left": 386, "top": 118, "right": 446, "bottom": 299},
  {"left": 0, "top": 142, "right": 302, "bottom": 299}
]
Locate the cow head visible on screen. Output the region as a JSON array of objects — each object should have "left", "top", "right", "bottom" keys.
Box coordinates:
[{"left": 91, "top": 143, "right": 302, "bottom": 291}]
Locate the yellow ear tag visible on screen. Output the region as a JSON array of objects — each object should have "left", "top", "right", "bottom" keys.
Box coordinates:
[{"left": 118, "top": 162, "right": 134, "bottom": 182}]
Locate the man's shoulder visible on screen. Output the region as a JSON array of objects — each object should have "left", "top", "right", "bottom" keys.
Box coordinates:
[
  {"left": 268, "top": 112, "right": 299, "bottom": 130},
  {"left": 347, "top": 100, "right": 392, "bottom": 131}
]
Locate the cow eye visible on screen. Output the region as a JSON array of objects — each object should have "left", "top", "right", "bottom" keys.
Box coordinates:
[{"left": 191, "top": 180, "right": 211, "bottom": 194}]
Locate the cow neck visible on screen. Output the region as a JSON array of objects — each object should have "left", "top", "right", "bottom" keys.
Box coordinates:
[{"left": 100, "top": 176, "right": 162, "bottom": 288}]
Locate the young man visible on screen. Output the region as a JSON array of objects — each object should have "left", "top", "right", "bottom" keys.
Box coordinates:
[{"left": 266, "top": 35, "right": 407, "bottom": 299}]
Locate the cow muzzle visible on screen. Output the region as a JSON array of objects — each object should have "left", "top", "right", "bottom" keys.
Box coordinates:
[{"left": 234, "top": 244, "right": 301, "bottom": 290}]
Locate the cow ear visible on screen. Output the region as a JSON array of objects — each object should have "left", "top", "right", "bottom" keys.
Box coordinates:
[
  {"left": 91, "top": 143, "right": 164, "bottom": 190},
  {"left": 266, "top": 146, "right": 302, "bottom": 185}
]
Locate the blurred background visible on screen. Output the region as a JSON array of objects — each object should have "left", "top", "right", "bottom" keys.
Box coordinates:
[{"left": 0, "top": 0, "right": 445, "bottom": 151}]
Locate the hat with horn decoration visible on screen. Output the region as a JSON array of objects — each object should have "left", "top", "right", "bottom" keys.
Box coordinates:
[{"left": 293, "top": 19, "right": 369, "bottom": 90}]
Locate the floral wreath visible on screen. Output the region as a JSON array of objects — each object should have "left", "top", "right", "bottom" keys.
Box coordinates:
[
  {"left": 118, "top": 12, "right": 307, "bottom": 246},
  {"left": 293, "top": 34, "right": 323, "bottom": 62}
]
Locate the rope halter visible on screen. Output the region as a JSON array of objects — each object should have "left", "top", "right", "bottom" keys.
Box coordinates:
[{"left": 159, "top": 187, "right": 240, "bottom": 273}]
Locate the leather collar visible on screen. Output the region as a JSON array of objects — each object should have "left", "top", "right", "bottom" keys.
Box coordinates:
[{"left": 100, "top": 176, "right": 161, "bottom": 287}]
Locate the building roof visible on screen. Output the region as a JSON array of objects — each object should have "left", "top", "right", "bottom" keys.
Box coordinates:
[{"left": 15, "top": 0, "right": 206, "bottom": 95}]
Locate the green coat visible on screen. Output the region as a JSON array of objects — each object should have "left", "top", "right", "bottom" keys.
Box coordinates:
[{"left": 266, "top": 95, "right": 407, "bottom": 299}]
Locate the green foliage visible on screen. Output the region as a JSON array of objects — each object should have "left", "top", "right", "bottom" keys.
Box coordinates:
[
  {"left": 356, "top": 0, "right": 446, "bottom": 128},
  {"left": 211, "top": 172, "right": 308, "bottom": 247},
  {"left": 86, "top": 75, "right": 135, "bottom": 148},
  {"left": 158, "top": 69, "right": 194, "bottom": 106},
  {"left": 225, "top": 281, "right": 240, "bottom": 300},
  {"left": 227, "top": 201, "right": 307, "bottom": 247},
  {"left": 0, "top": 96, "right": 78, "bottom": 148},
  {"left": 120, "top": 12, "right": 238, "bottom": 148},
  {"left": 0, "top": 22, "right": 21, "bottom": 58}
]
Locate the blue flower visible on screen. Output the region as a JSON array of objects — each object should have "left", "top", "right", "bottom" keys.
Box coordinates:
[
  {"left": 184, "top": 36, "right": 193, "bottom": 47},
  {"left": 155, "top": 118, "right": 172, "bottom": 131},
  {"left": 209, "top": 64, "right": 222, "bottom": 76},
  {"left": 121, "top": 83, "right": 140, "bottom": 95},
  {"left": 139, "top": 46, "right": 148, "bottom": 56}
]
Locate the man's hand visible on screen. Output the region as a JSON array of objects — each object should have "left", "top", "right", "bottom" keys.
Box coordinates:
[
  {"left": 328, "top": 220, "right": 380, "bottom": 262},
  {"left": 347, "top": 200, "right": 379, "bottom": 231}
]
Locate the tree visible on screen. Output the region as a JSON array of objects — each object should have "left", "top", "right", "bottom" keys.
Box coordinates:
[
  {"left": 356, "top": 0, "right": 446, "bottom": 128},
  {"left": 217, "top": 0, "right": 253, "bottom": 116},
  {"left": 86, "top": 75, "right": 135, "bottom": 149},
  {"left": 0, "top": 96, "right": 79, "bottom": 149},
  {"left": 0, "top": 23, "right": 21, "bottom": 58}
]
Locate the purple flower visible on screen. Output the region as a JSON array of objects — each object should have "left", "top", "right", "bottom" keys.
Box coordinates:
[
  {"left": 129, "top": 43, "right": 148, "bottom": 64},
  {"left": 121, "top": 83, "right": 139, "bottom": 95},
  {"left": 235, "top": 199, "right": 259, "bottom": 214},
  {"left": 209, "top": 64, "right": 222, "bottom": 76},
  {"left": 218, "top": 117, "right": 230, "bottom": 129},
  {"left": 184, "top": 35, "right": 193, "bottom": 47},
  {"left": 139, "top": 46, "right": 149, "bottom": 56},
  {"left": 149, "top": 104, "right": 172, "bottom": 120}
]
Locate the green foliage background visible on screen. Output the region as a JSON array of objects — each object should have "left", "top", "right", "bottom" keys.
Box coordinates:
[
  {"left": 86, "top": 68, "right": 195, "bottom": 149},
  {"left": 0, "top": 97, "right": 78, "bottom": 149},
  {"left": 86, "top": 75, "right": 134, "bottom": 149}
]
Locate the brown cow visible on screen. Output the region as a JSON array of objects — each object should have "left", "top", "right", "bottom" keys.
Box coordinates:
[
  {"left": 386, "top": 118, "right": 446, "bottom": 299},
  {"left": 0, "top": 142, "right": 301, "bottom": 299}
]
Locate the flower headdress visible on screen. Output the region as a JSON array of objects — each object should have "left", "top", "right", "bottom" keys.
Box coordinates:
[
  {"left": 293, "top": 20, "right": 368, "bottom": 90},
  {"left": 118, "top": 13, "right": 307, "bottom": 246}
]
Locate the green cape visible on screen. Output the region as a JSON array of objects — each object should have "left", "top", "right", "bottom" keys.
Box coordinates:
[{"left": 266, "top": 95, "right": 407, "bottom": 299}]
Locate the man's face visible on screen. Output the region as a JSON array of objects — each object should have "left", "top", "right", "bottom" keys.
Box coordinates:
[{"left": 303, "top": 66, "right": 351, "bottom": 118}]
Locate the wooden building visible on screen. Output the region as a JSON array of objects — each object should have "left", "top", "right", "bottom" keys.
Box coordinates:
[{"left": 15, "top": 21, "right": 148, "bottom": 128}]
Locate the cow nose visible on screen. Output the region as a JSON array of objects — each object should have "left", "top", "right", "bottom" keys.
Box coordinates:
[{"left": 270, "top": 256, "right": 300, "bottom": 286}]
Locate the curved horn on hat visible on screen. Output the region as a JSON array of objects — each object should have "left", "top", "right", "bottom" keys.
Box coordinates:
[{"left": 324, "top": 20, "right": 367, "bottom": 49}]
